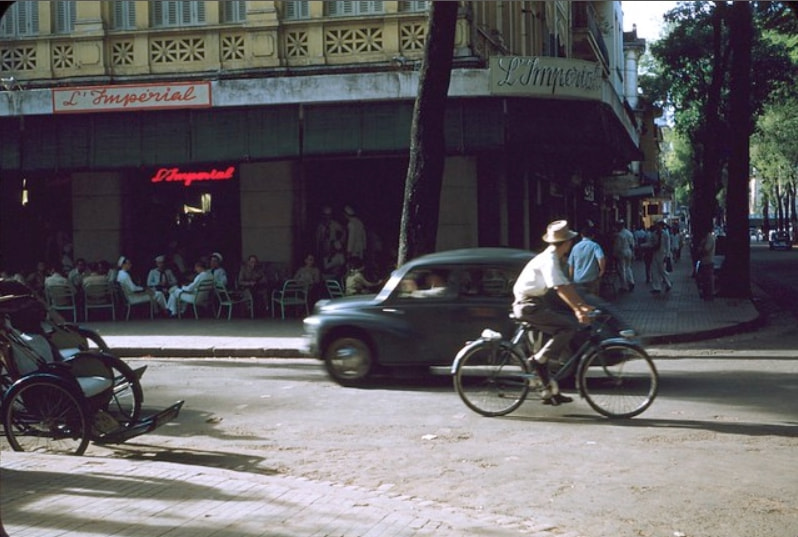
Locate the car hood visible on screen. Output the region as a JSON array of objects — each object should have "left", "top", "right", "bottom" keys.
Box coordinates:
[{"left": 312, "top": 294, "right": 379, "bottom": 314}]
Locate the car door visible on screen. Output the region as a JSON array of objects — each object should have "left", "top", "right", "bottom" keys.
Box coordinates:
[
  {"left": 380, "top": 264, "right": 460, "bottom": 365},
  {"left": 453, "top": 264, "right": 520, "bottom": 345}
]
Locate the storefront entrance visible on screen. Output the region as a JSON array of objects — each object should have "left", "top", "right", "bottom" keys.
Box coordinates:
[
  {"left": 125, "top": 165, "right": 241, "bottom": 280},
  {"left": 302, "top": 156, "right": 407, "bottom": 275}
]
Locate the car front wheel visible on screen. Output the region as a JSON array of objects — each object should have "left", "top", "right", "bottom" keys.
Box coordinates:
[{"left": 324, "top": 336, "right": 373, "bottom": 386}]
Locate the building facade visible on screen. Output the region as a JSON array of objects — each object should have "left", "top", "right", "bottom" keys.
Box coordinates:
[{"left": 0, "top": 1, "right": 655, "bottom": 279}]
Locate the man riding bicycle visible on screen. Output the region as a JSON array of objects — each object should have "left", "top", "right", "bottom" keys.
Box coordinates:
[{"left": 512, "top": 220, "right": 595, "bottom": 405}]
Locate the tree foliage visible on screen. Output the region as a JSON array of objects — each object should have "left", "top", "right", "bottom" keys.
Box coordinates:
[{"left": 643, "top": 1, "right": 796, "bottom": 297}]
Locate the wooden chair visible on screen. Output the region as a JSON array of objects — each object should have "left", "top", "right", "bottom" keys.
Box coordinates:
[
  {"left": 177, "top": 278, "right": 214, "bottom": 319},
  {"left": 214, "top": 282, "right": 254, "bottom": 320},
  {"left": 270, "top": 279, "right": 309, "bottom": 319},
  {"left": 45, "top": 284, "right": 78, "bottom": 322},
  {"left": 325, "top": 279, "right": 344, "bottom": 299},
  {"left": 83, "top": 280, "right": 116, "bottom": 321}
]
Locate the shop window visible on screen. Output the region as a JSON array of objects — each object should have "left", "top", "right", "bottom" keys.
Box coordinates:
[
  {"left": 150, "top": 0, "right": 206, "bottom": 28},
  {"left": 325, "top": 1, "right": 384, "bottom": 16},
  {"left": 112, "top": 1, "right": 137, "bottom": 30},
  {"left": 53, "top": 1, "right": 76, "bottom": 34},
  {"left": 0, "top": 2, "right": 39, "bottom": 37}
]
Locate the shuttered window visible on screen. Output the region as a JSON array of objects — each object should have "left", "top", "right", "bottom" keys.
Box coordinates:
[
  {"left": 0, "top": 2, "right": 39, "bottom": 37},
  {"left": 220, "top": 1, "right": 247, "bottom": 23},
  {"left": 283, "top": 1, "right": 310, "bottom": 20},
  {"left": 325, "top": 2, "right": 384, "bottom": 16},
  {"left": 398, "top": 1, "right": 428, "bottom": 12},
  {"left": 151, "top": 1, "right": 206, "bottom": 28},
  {"left": 112, "top": 1, "right": 137, "bottom": 30},
  {"left": 53, "top": 1, "right": 77, "bottom": 34}
]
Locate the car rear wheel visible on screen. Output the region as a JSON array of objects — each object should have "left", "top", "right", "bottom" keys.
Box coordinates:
[{"left": 324, "top": 336, "right": 373, "bottom": 386}]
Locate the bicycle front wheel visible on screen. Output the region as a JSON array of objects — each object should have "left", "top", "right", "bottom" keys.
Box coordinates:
[
  {"left": 3, "top": 377, "right": 91, "bottom": 455},
  {"left": 579, "top": 343, "right": 658, "bottom": 419},
  {"left": 453, "top": 342, "right": 530, "bottom": 417}
]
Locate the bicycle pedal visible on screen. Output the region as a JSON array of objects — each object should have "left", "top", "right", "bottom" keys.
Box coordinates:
[{"left": 542, "top": 393, "right": 574, "bottom": 406}]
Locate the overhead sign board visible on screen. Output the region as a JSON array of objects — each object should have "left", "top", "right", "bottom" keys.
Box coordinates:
[
  {"left": 53, "top": 82, "right": 212, "bottom": 114},
  {"left": 490, "top": 56, "right": 602, "bottom": 100}
]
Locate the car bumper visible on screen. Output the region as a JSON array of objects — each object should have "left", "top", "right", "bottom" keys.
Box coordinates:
[{"left": 302, "top": 316, "right": 322, "bottom": 358}]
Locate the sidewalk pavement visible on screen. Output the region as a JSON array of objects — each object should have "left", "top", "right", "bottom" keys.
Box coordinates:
[{"left": 1, "top": 256, "right": 763, "bottom": 537}]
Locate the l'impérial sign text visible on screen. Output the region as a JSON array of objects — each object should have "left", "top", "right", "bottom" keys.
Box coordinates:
[
  {"left": 151, "top": 166, "right": 235, "bottom": 187},
  {"left": 490, "top": 57, "right": 602, "bottom": 100},
  {"left": 53, "top": 82, "right": 212, "bottom": 113}
]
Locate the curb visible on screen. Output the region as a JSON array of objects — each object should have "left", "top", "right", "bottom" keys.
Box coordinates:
[{"left": 113, "top": 347, "right": 307, "bottom": 358}]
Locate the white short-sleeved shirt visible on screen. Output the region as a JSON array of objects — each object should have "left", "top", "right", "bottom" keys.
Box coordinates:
[{"left": 513, "top": 245, "right": 570, "bottom": 301}]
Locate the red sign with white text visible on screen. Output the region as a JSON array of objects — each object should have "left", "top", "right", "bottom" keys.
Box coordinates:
[
  {"left": 53, "top": 82, "right": 212, "bottom": 114},
  {"left": 150, "top": 166, "right": 236, "bottom": 187}
]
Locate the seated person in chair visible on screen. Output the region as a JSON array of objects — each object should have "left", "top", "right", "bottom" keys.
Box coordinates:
[
  {"left": 147, "top": 255, "right": 178, "bottom": 294},
  {"left": 117, "top": 256, "right": 168, "bottom": 315},
  {"left": 238, "top": 254, "right": 268, "bottom": 315},
  {"left": 166, "top": 260, "right": 213, "bottom": 318}
]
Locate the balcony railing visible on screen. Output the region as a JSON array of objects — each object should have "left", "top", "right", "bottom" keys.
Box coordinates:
[
  {"left": 0, "top": 13, "right": 434, "bottom": 83},
  {"left": 572, "top": 2, "right": 609, "bottom": 72}
]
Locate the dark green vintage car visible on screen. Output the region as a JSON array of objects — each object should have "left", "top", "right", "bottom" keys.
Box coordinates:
[{"left": 303, "top": 248, "right": 534, "bottom": 386}]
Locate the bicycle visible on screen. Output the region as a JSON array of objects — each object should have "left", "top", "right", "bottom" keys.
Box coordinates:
[{"left": 451, "top": 310, "right": 658, "bottom": 419}]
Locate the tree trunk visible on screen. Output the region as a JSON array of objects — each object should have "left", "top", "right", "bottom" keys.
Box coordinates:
[
  {"left": 720, "top": 1, "right": 753, "bottom": 298},
  {"left": 396, "top": 2, "right": 458, "bottom": 267},
  {"left": 691, "top": 3, "right": 726, "bottom": 258}
]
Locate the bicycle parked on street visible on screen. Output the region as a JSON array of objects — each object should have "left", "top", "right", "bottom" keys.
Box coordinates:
[{"left": 451, "top": 310, "right": 658, "bottom": 419}]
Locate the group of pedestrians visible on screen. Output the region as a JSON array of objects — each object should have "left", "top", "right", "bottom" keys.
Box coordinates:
[{"left": 564, "top": 219, "right": 682, "bottom": 300}]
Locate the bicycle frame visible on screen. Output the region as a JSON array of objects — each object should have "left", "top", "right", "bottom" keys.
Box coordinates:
[{"left": 494, "top": 312, "right": 642, "bottom": 393}]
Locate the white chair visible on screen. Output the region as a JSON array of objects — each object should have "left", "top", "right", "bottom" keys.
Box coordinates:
[
  {"left": 271, "top": 279, "right": 309, "bottom": 319},
  {"left": 118, "top": 283, "right": 154, "bottom": 321},
  {"left": 177, "top": 278, "right": 215, "bottom": 319},
  {"left": 214, "top": 283, "right": 254, "bottom": 320},
  {"left": 45, "top": 284, "right": 78, "bottom": 322},
  {"left": 325, "top": 279, "right": 344, "bottom": 299},
  {"left": 83, "top": 281, "right": 116, "bottom": 321}
]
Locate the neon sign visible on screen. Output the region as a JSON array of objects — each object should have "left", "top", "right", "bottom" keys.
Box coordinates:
[{"left": 150, "top": 166, "right": 235, "bottom": 187}]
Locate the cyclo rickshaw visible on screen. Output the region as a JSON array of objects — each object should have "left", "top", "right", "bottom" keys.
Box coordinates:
[{"left": 0, "top": 279, "right": 183, "bottom": 456}]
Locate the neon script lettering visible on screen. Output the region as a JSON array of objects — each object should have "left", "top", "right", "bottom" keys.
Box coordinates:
[{"left": 151, "top": 166, "right": 235, "bottom": 187}]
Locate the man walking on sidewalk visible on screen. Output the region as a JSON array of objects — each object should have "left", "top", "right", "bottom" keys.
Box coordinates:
[
  {"left": 613, "top": 220, "right": 636, "bottom": 292},
  {"left": 651, "top": 220, "right": 672, "bottom": 294}
]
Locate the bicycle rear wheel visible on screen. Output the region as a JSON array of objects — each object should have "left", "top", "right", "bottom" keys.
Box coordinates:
[
  {"left": 453, "top": 342, "right": 530, "bottom": 417},
  {"left": 3, "top": 377, "right": 91, "bottom": 455},
  {"left": 579, "top": 343, "right": 658, "bottom": 418}
]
